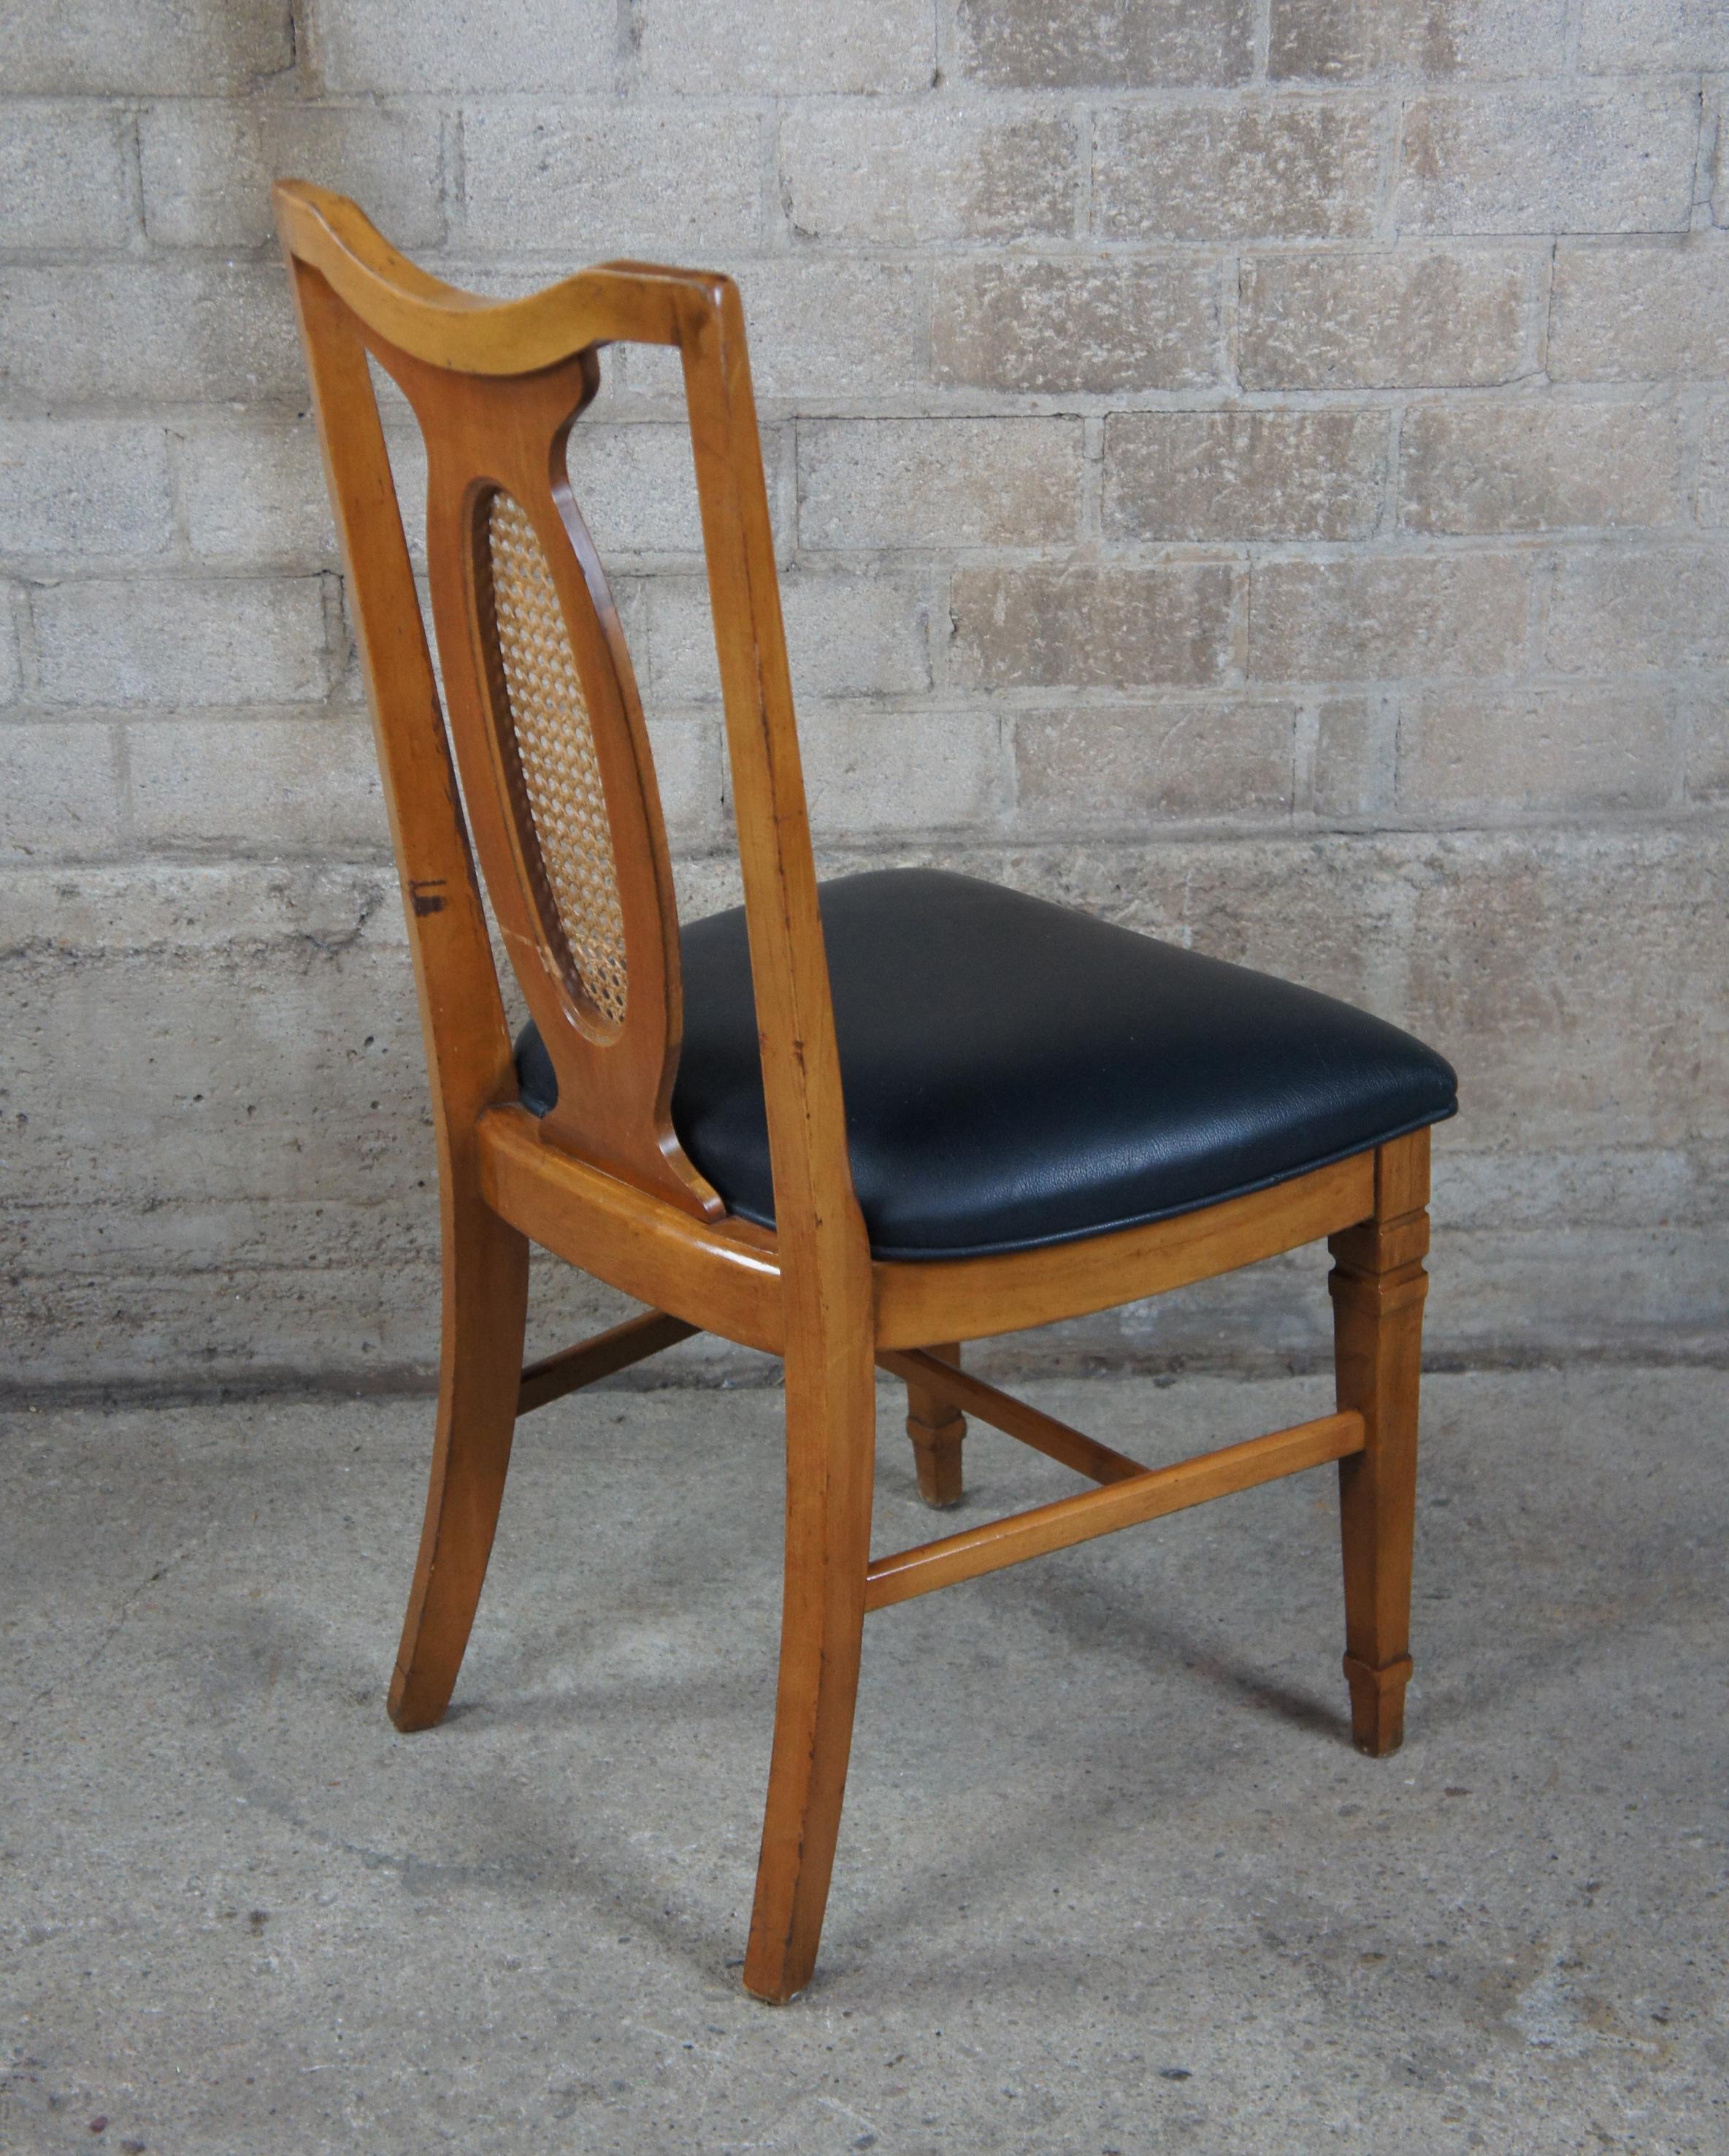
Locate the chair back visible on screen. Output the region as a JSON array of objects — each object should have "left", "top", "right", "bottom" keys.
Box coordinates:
[{"left": 275, "top": 183, "right": 856, "bottom": 1251}]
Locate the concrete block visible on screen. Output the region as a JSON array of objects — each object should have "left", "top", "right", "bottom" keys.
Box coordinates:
[
  {"left": 1422, "top": 1223, "right": 1729, "bottom": 1358},
  {"left": 1548, "top": 241, "right": 1729, "bottom": 381},
  {"left": 1707, "top": 90, "right": 1725, "bottom": 232},
  {"left": 799, "top": 709, "right": 1001, "bottom": 835},
  {"left": 1270, "top": 0, "right": 1568, "bottom": 80},
  {"left": 1437, "top": 1142, "right": 1728, "bottom": 1231},
  {"left": 0, "top": 0, "right": 291, "bottom": 93},
  {"left": 951, "top": 565, "right": 1236, "bottom": 689},
  {"left": 0, "top": 590, "right": 18, "bottom": 703},
  {"left": 1395, "top": 89, "right": 1698, "bottom": 235},
  {"left": 34, "top": 578, "right": 331, "bottom": 706},
  {"left": 1546, "top": 546, "right": 1729, "bottom": 672},
  {"left": 306, "top": 0, "right": 613, "bottom": 93},
  {"left": 1, "top": 1191, "right": 440, "bottom": 1307},
  {"left": 1013, "top": 700, "right": 1301, "bottom": 827},
  {"left": 1083, "top": 825, "right": 1728, "bottom": 1155},
  {"left": 1397, "top": 685, "right": 1674, "bottom": 814},
  {"left": 0, "top": 421, "right": 173, "bottom": 560},
  {"left": 12, "top": 1231, "right": 670, "bottom": 1387},
  {"left": 1400, "top": 399, "right": 1684, "bottom": 533},
  {"left": 1405, "top": 827, "right": 1729, "bottom": 1147},
  {"left": 461, "top": 103, "right": 764, "bottom": 259},
  {"left": 0, "top": 859, "right": 413, "bottom": 964},
  {"left": 672, "top": 851, "right": 747, "bottom": 929},
  {"left": 781, "top": 100, "right": 1073, "bottom": 244},
  {"left": 1162, "top": 833, "right": 1409, "bottom": 1009},
  {"left": 635, "top": 0, "right": 935, "bottom": 93},
  {"left": 19, "top": 825, "right": 1720, "bottom": 1301},
  {"left": 2, "top": 1247, "right": 449, "bottom": 1389},
  {"left": 0, "top": 102, "right": 135, "bottom": 250},
  {"left": 716, "top": 258, "right": 927, "bottom": 402},
  {"left": 954, "top": 0, "right": 1254, "bottom": 88},
  {"left": 1250, "top": 555, "right": 1531, "bottom": 680},
  {"left": 332, "top": 559, "right": 445, "bottom": 711},
  {"left": 570, "top": 427, "right": 790, "bottom": 578},
  {"left": 566, "top": 424, "right": 705, "bottom": 559},
  {"left": 177, "top": 421, "right": 340, "bottom": 567},
  {"left": 381, "top": 425, "right": 431, "bottom": 568},
  {"left": 1685, "top": 692, "right": 1728, "bottom": 798},
  {"left": 139, "top": 99, "right": 445, "bottom": 250},
  {"left": 1580, "top": 0, "right": 1724, "bottom": 71},
  {"left": 798, "top": 419, "right": 1080, "bottom": 550},
  {"left": 1, "top": 0, "right": 1722, "bottom": 1385},
  {"left": 1095, "top": 98, "right": 1381, "bottom": 241},
  {"left": 643, "top": 716, "right": 724, "bottom": 842},
  {"left": 1699, "top": 402, "right": 1729, "bottom": 526},
  {"left": 0, "top": 264, "right": 302, "bottom": 405},
  {"left": 1104, "top": 410, "right": 1387, "bottom": 542},
  {"left": 128, "top": 715, "right": 388, "bottom": 851},
  {"left": 933, "top": 258, "right": 1220, "bottom": 395},
  {"left": 1707, "top": 102, "right": 1725, "bottom": 234},
  {"left": 0, "top": 722, "right": 123, "bottom": 862},
  {"left": 1238, "top": 248, "right": 1530, "bottom": 390},
  {"left": 1313, "top": 692, "right": 1397, "bottom": 816},
  {"left": 1, "top": 1197, "right": 675, "bottom": 1383},
  {"left": 645, "top": 570, "right": 929, "bottom": 704},
  {"left": 1, "top": 863, "right": 429, "bottom": 1209}
]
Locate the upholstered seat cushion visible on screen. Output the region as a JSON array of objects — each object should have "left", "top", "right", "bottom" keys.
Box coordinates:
[{"left": 515, "top": 868, "right": 1456, "bottom": 1261}]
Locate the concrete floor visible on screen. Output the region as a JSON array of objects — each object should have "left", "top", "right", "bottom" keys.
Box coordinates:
[{"left": 2, "top": 1365, "right": 1725, "bottom": 2155}]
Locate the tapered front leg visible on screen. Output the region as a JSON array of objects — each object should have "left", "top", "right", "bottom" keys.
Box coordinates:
[
  {"left": 388, "top": 1181, "right": 530, "bottom": 1734},
  {"left": 1328, "top": 1129, "right": 1430, "bottom": 1758},
  {"left": 904, "top": 1342, "right": 966, "bottom": 1508},
  {"left": 743, "top": 1329, "right": 876, "bottom": 2004}
]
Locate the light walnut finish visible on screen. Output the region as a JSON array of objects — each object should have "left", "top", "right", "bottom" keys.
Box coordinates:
[
  {"left": 866, "top": 1411, "right": 1367, "bottom": 1613},
  {"left": 280, "top": 222, "right": 534, "bottom": 1746},
  {"left": 518, "top": 1307, "right": 698, "bottom": 1416},
  {"left": 873, "top": 1150, "right": 1374, "bottom": 1348},
  {"left": 898, "top": 1341, "right": 966, "bottom": 1507},
  {"left": 1330, "top": 1126, "right": 1430, "bottom": 1756},
  {"left": 277, "top": 181, "right": 1441, "bottom": 2006},
  {"left": 879, "top": 1349, "right": 1146, "bottom": 1487},
  {"left": 478, "top": 1105, "right": 783, "bottom": 1353}
]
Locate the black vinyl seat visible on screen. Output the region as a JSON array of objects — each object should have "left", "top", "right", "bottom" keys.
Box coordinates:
[{"left": 515, "top": 868, "right": 1457, "bottom": 1262}]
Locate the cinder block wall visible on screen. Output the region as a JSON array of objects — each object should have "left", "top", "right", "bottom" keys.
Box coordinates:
[{"left": 3, "top": 0, "right": 1725, "bottom": 1391}]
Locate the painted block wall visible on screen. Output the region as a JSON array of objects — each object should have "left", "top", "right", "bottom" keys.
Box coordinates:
[{"left": 3, "top": 0, "right": 1725, "bottom": 1388}]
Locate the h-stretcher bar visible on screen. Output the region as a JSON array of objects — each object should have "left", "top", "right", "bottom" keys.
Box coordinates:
[{"left": 518, "top": 1312, "right": 1365, "bottom": 1614}]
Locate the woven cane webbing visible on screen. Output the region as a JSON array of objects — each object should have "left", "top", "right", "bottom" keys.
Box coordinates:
[{"left": 485, "top": 489, "right": 629, "bottom": 1029}]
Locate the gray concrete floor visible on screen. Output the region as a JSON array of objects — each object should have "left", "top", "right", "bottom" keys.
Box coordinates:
[{"left": 3, "top": 1366, "right": 1725, "bottom": 2154}]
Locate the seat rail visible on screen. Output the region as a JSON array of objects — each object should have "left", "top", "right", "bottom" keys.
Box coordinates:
[
  {"left": 873, "top": 1150, "right": 1375, "bottom": 1348},
  {"left": 478, "top": 1104, "right": 784, "bottom": 1352}
]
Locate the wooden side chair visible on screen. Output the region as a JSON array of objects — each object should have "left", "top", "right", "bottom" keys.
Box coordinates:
[{"left": 275, "top": 183, "right": 1458, "bottom": 2004}]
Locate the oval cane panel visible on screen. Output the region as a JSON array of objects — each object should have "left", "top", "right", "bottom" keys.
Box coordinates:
[{"left": 483, "top": 489, "right": 629, "bottom": 1031}]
